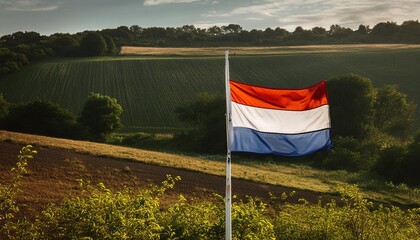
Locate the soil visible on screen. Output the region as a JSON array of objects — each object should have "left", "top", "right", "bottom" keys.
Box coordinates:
[{"left": 0, "top": 141, "right": 329, "bottom": 218}]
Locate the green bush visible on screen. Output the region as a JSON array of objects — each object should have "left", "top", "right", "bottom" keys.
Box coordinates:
[
  {"left": 374, "top": 132, "right": 420, "bottom": 186},
  {"left": 321, "top": 136, "right": 380, "bottom": 171},
  {"left": 160, "top": 195, "right": 223, "bottom": 240},
  {"left": 0, "top": 145, "right": 36, "bottom": 239},
  {"left": 273, "top": 185, "right": 419, "bottom": 240},
  {"left": 6, "top": 100, "right": 85, "bottom": 139},
  {"left": 0, "top": 94, "right": 9, "bottom": 128},
  {"left": 174, "top": 93, "right": 226, "bottom": 154},
  {"left": 79, "top": 93, "right": 123, "bottom": 140}
]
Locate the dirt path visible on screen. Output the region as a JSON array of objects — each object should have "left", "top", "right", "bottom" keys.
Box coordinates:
[{"left": 0, "top": 142, "right": 325, "bottom": 216}]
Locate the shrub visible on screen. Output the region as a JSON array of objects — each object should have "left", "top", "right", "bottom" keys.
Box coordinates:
[
  {"left": 321, "top": 136, "right": 380, "bottom": 171},
  {"left": 160, "top": 195, "right": 222, "bottom": 240},
  {"left": 33, "top": 176, "right": 179, "bottom": 240},
  {"left": 0, "top": 94, "right": 9, "bottom": 128},
  {"left": 79, "top": 93, "right": 123, "bottom": 140},
  {"left": 374, "top": 132, "right": 420, "bottom": 186},
  {"left": 6, "top": 100, "right": 85, "bottom": 139},
  {"left": 0, "top": 145, "right": 36, "bottom": 238},
  {"left": 174, "top": 93, "right": 226, "bottom": 154}
]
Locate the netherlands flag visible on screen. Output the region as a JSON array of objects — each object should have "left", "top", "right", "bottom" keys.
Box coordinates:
[{"left": 230, "top": 80, "right": 332, "bottom": 157}]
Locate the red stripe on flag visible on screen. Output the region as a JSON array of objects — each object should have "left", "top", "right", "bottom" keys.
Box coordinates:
[{"left": 230, "top": 80, "right": 328, "bottom": 111}]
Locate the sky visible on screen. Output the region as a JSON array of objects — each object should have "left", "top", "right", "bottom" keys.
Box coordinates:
[{"left": 1, "top": 0, "right": 420, "bottom": 36}]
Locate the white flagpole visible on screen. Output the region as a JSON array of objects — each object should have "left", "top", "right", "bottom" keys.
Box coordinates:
[{"left": 225, "top": 50, "right": 232, "bottom": 240}]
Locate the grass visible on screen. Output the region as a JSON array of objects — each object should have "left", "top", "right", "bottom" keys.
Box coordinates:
[
  {"left": 1, "top": 44, "right": 420, "bottom": 130},
  {"left": 1, "top": 130, "right": 418, "bottom": 206}
]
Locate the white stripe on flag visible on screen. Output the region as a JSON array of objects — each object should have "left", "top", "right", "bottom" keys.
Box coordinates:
[{"left": 232, "top": 103, "right": 330, "bottom": 134}]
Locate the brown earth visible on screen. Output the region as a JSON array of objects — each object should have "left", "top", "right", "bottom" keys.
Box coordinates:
[{"left": 0, "top": 141, "right": 326, "bottom": 218}]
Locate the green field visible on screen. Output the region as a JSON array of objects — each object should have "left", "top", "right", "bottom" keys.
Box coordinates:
[{"left": 1, "top": 47, "right": 420, "bottom": 131}]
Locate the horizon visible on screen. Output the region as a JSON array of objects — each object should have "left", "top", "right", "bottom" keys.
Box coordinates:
[{"left": 1, "top": 0, "right": 419, "bottom": 37}]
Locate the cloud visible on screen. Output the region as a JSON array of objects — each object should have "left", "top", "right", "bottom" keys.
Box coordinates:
[
  {"left": 276, "top": 0, "right": 420, "bottom": 30},
  {"left": 201, "top": 10, "right": 229, "bottom": 17},
  {"left": 230, "top": 1, "right": 287, "bottom": 17},
  {"left": 247, "top": 17, "right": 264, "bottom": 21},
  {"left": 0, "top": 0, "right": 59, "bottom": 11},
  {"left": 143, "top": 0, "right": 200, "bottom": 6},
  {"left": 192, "top": 21, "right": 230, "bottom": 29}
]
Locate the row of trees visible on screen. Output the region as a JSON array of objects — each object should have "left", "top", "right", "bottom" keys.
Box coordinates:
[
  {"left": 174, "top": 74, "right": 418, "bottom": 186},
  {"left": 101, "top": 20, "right": 420, "bottom": 46},
  {"left": 0, "top": 31, "right": 117, "bottom": 74},
  {"left": 1, "top": 20, "right": 420, "bottom": 74},
  {"left": 0, "top": 93, "right": 123, "bottom": 141}
]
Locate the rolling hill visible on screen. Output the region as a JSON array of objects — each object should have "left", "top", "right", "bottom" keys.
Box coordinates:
[{"left": 1, "top": 45, "right": 419, "bottom": 131}]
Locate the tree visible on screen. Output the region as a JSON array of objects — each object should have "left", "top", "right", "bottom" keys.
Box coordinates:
[
  {"left": 222, "top": 24, "right": 242, "bottom": 34},
  {"left": 371, "top": 21, "right": 399, "bottom": 39},
  {"left": 0, "top": 94, "right": 9, "bottom": 128},
  {"left": 79, "top": 93, "right": 123, "bottom": 139},
  {"left": 0, "top": 48, "right": 29, "bottom": 74},
  {"left": 103, "top": 35, "right": 117, "bottom": 54},
  {"left": 356, "top": 24, "right": 370, "bottom": 34},
  {"left": 374, "top": 84, "right": 416, "bottom": 139},
  {"left": 329, "top": 24, "right": 353, "bottom": 39},
  {"left": 327, "top": 74, "right": 375, "bottom": 138},
  {"left": 6, "top": 100, "right": 83, "bottom": 139},
  {"left": 79, "top": 32, "right": 107, "bottom": 56},
  {"left": 49, "top": 34, "right": 80, "bottom": 56},
  {"left": 175, "top": 93, "right": 225, "bottom": 154}
]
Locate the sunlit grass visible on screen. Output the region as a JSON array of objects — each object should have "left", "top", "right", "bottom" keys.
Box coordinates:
[{"left": 1, "top": 130, "right": 418, "bottom": 206}]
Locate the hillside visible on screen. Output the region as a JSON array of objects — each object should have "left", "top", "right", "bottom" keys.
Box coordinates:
[
  {"left": 1, "top": 130, "right": 419, "bottom": 208},
  {"left": 1, "top": 45, "right": 420, "bottom": 131},
  {"left": 0, "top": 131, "right": 325, "bottom": 217}
]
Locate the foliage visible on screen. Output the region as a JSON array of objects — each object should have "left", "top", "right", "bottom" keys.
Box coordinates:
[
  {"left": 79, "top": 93, "right": 123, "bottom": 139},
  {"left": 320, "top": 135, "right": 382, "bottom": 171},
  {"left": 5, "top": 100, "right": 85, "bottom": 139},
  {"left": 1, "top": 148, "right": 419, "bottom": 240},
  {"left": 175, "top": 93, "right": 226, "bottom": 154},
  {"left": 0, "top": 94, "right": 9, "bottom": 128},
  {"left": 374, "top": 84, "right": 416, "bottom": 139},
  {"left": 0, "top": 145, "right": 36, "bottom": 238},
  {"left": 0, "top": 48, "right": 28, "bottom": 74},
  {"left": 48, "top": 34, "right": 80, "bottom": 57},
  {"left": 327, "top": 74, "right": 375, "bottom": 138},
  {"left": 159, "top": 195, "right": 223, "bottom": 239},
  {"left": 273, "top": 185, "right": 419, "bottom": 240},
  {"left": 32, "top": 176, "right": 179, "bottom": 240},
  {"left": 103, "top": 35, "right": 117, "bottom": 54},
  {"left": 374, "top": 131, "right": 420, "bottom": 186},
  {"left": 79, "top": 32, "right": 107, "bottom": 56}
]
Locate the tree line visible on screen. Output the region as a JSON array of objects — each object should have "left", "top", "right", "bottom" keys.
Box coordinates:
[
  {"left": 1, "top": 20, "right": 420, "bottom": 74},
  {"left": 0, "top": 93, "right": 123, "bottom": 141}
]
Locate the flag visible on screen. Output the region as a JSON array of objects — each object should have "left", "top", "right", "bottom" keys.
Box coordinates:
[{"left": 230, "top": 80, "right": 332, "bottom": 156}]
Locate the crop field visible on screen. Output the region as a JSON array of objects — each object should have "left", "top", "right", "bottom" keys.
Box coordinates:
[{"left": 1, "top": 46, "right": 420, "bottom": 131}]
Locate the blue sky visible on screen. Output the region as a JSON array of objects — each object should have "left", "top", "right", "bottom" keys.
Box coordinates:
[{"left": 1, "top": 0, "right": 419, "bottom": 36}]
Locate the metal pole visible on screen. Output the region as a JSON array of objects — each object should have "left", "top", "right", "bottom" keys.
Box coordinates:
[{"left": 225, "top": 50, "right": 232, "bottom": 240}]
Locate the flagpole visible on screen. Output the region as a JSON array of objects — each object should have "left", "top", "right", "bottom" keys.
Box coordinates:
[{"left": 225, "top": 50, "right": 232, "bottom": 240}]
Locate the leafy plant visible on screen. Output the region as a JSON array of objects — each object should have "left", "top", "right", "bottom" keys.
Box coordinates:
[{"left": 0, "top": 145, "right": 36, "bottom": 238}]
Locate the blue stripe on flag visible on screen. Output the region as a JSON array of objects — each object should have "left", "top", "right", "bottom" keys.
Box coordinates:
[{"left": 231, "top": 127, "right": 332, "bottom": 157}]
